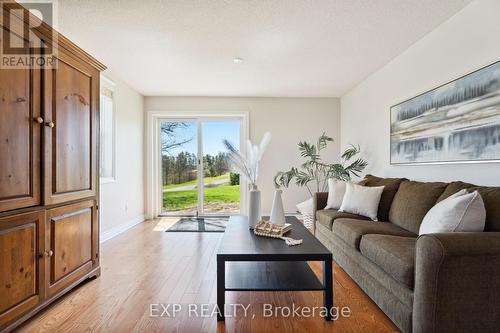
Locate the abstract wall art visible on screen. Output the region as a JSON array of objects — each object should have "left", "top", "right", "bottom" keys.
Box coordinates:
[{"left": 390, "top": 60, "right": 500, "bottom": 164}]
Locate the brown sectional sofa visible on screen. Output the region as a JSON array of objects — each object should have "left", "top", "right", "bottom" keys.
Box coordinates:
[{"left": 313, "top": 175, "right": 500, "bottom": 333}]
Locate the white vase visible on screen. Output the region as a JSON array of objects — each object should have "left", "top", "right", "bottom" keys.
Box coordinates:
[
  {"left": 248, "top": 185, "right": 262, "bottom": 229},
  {"left": 270, "top": 189, "right": 286, "bottom": 226}
]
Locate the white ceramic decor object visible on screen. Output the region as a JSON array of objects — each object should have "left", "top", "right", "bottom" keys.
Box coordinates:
[
  {"left": 270, "top": 189, "right": 286, "bottom": 226},
  {"left": 223, "top": 132, "right": 271, "bottom": 229},
  {"left": 248, "top": 185, "right": 262, "bottom": 229}
]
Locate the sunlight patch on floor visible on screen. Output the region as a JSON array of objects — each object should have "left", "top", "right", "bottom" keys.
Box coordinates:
[{"left": 153, "top": 217, "right": 180, "bottom": 231}]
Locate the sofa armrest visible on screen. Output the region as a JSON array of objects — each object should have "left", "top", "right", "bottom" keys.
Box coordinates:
[
  {"left": 312, "top": 192, "right": 328, "bottom": 234},
  {"left": 413, "top": 232, "right": 500, "bottom": 333},
  {"left": 313, "top": 192, "right": 328, "bottom": 211}
]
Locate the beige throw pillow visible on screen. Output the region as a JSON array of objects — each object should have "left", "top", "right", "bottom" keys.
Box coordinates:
[
  {"left": 339, "top": 182, "right": 385, "bottom": 221},
  {"left": 325, "top": 179, "right": 347, "bottom": 210},
  {"left": 419, "top": 189, "right": 486, "bottom": 235}
]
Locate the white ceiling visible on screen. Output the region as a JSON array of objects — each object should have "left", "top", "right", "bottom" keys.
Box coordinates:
[{"left": 54, "top": 0, "right": 471, "bottom": 97}]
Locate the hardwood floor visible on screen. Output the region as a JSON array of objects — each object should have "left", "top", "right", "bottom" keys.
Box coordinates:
[{"left": 17, "top": 219, "right": 399, "bottom": 333}]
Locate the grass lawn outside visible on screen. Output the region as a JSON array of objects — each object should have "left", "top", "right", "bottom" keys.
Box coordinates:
[
  {"left": 163, "top": 184, "right": 240, "bottom": 211},
  {"left": 162, "top": 174, "right": 230, "bottom": 190}
]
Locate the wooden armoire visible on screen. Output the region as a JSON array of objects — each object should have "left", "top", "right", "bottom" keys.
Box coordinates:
[{"left": 0, "top": 2, "right": 105, "bottom": 331}]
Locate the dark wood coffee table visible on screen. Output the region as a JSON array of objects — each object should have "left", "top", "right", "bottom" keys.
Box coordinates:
[{"left": 217, "top": 215, "right": 333, "bottom": 321}]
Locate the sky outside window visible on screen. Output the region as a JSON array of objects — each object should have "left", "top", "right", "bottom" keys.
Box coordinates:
[{"left": 163, "top": 120, "right": 240, "bottom": 156}]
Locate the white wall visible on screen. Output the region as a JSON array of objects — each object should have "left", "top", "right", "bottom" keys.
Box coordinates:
[
  {"left": 145, "top": 97, "right": 340, "bottom": 213},
  {"left": 100, "top": 71, "right": 145, "bottom": 241},
  {"left": 340, "top": 0, "right": 500, "bottom": 186}
]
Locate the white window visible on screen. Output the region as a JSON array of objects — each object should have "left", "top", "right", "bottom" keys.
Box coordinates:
[{"left": 100, "top": 76, "right": 115, "bottom": 182}]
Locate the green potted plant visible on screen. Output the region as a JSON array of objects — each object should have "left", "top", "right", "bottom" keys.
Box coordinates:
[{"left": 274, "top": 133, "right": 368, "bottom": 228}]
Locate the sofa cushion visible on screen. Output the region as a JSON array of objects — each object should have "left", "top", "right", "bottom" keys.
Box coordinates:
[
  {"left": 332, "top": 218, "right": 415, "bottom": 249},
  {"left": 316, "top": 209, "right": 369, "bottom": 230},
  {"left": 388, "top": 180, "right": 448, "bottom": 233},
  {"left": 360, "top": 234, "right": 416, "bottom": 289},
  {"left": 339, "top": 182, "right": 385, "bottom": 221},
  {"left": 420, "top": 190, "right": 486, "bottom": 235},
  {"left": 359, "top": 175, "right": 406, "bottom": 222},
  {"left": 436, "top": 181, "right": 474, "bottom": 202},
  {"left": 437, "top": 181, "right": 500, "bottom": 231},
  {"left": 325, "top": 179, "right": 347, "bottom": 210}
]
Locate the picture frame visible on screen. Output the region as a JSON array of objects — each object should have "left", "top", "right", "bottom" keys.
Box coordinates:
[{"left": 390, "top": 60, "right": 500, "bottom": 165}]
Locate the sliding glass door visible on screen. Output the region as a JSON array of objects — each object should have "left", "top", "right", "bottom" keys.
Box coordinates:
[
  {"left": 160, "top": 118, "right": 241, "bottom": 216},
  {"left": 201, "top": 120, "right": 240, "bottom": 214},
  {"left": 160, "top": 120, "right": 199, "bottom": 215}
]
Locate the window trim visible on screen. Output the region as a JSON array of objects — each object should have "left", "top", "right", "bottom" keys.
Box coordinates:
[{"left": 100, "top": 75, "right": 116, "bottom": 184}]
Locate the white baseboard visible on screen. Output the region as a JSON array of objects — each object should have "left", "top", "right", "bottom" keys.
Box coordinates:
[
  {"left": 100, "top": 214, "right": 145, "bottom": 243},
  {"left": 262, "top": 211, "right": 301, "bottom": 216}
]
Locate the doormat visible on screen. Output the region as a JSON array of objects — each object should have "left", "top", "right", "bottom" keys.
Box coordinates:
[{"left": 165, "top": 217, "right": 228, "bottom": 232}]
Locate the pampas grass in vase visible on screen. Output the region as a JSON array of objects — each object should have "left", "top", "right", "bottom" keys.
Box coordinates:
[{"left": 223, "top": 132, "right": 271, "bottom": 229}]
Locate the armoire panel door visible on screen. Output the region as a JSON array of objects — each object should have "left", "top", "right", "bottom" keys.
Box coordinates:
[
  {"left": 0, "top": 31, "right": 41, "bottom": 212},
  {"left": 0, "top": 211, "right": 45, "bottom": 327},
  {"left": 45, "top": 200, "right": 97, "bottom": 297},
  {"left": 43, "top": 48, "right": 99, "bottom": 205}
]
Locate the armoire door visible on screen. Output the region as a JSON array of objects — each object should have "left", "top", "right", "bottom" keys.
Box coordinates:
[
  {"left": 43, "top": 48, "right": 99, "bottom": 205},
  {"left": 0, "top": 33, "right": 41, "bottom": 212},
  {"left": 44, "top": 200, "right": 98, "bottom": 297},
  {"left": 0, "top": 210, "right": 45, "bottom": 327}
]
